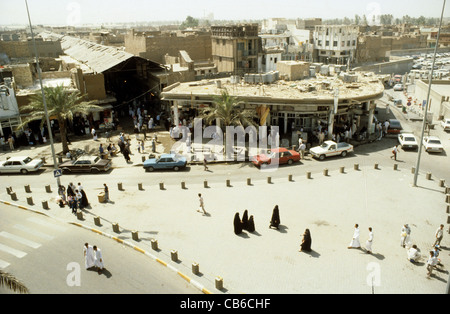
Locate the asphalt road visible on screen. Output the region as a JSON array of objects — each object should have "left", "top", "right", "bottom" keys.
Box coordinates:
[{"left": 0, "top": 203, "right": 200, "bottom": 294}]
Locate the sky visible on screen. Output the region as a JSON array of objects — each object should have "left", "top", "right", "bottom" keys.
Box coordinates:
[{"left": 0, "top": 0, "right": 448, "bottom": 26}]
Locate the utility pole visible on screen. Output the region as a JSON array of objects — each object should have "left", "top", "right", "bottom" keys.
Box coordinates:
[
  {"left": 25, "top": 0, "right": 61, "bottom": 187},
  {"left": 413, "top": 0, "right": 446, "bottom": 188}
]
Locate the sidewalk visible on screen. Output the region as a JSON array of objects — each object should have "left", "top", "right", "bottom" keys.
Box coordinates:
[{"left": 1, "top": 156, "right": 449, "bottom": 294}]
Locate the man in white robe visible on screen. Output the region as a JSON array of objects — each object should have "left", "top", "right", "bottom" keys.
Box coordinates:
[
  {"left": 348, "top": 224, "right": 361, "bottom": 249},
  {"left": 365, "top": 227, "right": 373, "bottom": 254},
  {"left": 401, "top": 224, "right": 411, "bottom": 248},
  {"left": 93, "top": 245, "right": 104, "bottom": 273},
  {"left": 83, "top": 243, "right": 95, "bottom": 269}
]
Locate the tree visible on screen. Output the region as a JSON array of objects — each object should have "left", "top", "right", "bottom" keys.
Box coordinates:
[
  {"left": 354, "top": 14, "right": 361, "bottom": 25},
  {"left": 18, "top": 85, "right": 103, "bottom": 153},
  {"left": 180, "top": 16, "right": 199, "bottom": 30},
  {"left": 0, "top": 270, "right": 29, "bottom": 294}
]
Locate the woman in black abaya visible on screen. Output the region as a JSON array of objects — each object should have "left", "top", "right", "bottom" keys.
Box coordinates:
[
  {"left": 269, "top": 205, "right": 280, "bottom": 230},
  {"left": 299, "top": 229, "right": 312, "bottom": 252}
]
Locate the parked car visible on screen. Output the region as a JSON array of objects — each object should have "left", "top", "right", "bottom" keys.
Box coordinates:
[
  {"left": 393, "top": 84, "right": 404, "bottom": 91},
  {"left": 143, "top": 153, "right": 187, "bottom": 172},
  {"left": 398, "top": 133, "right": 418, "bottom": 150},
  {"left": 422, "top": 136, "right": 444, "bottom": 153},
  {"left": 0, "top": 156, "right": 44, "bottom": 174},
  {"left": 309, "top": 141, "right": 354, "bottom": 161},
  {"left": 60, "top": 155, "right": 112, "bottom": 173},
  {"left": 441, "top": 118, "right": 450, "bottom": 131},
  {"left": 251, "top": 147, "right": 300, "bottom": 167},
  {"left": 387, "top": 119, "right": 403, "bottom": 134}
]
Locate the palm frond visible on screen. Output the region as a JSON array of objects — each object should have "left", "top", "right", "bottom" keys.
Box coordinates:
[{"left": 0, "top": 270, "right": 29, "bottom": 294}]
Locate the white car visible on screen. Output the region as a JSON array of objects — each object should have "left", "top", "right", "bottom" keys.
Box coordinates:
[
  {"left": 441, "top": 118, "right": 450, "bottom": 131},
  {"left": 393, "top": 84, "right": 404, "bottom": 91},
  {"left": 0, "top": 156, "right": 44, "bottom": 174},
  {"left": 422, "top": 136, "right": 444, "bottom": 153},
  {"left": 398, "top": 133, "right": 418, "bottom": 150}
]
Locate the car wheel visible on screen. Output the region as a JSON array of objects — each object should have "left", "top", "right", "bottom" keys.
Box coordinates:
[
  {"left": 341, "top": 151, "right": 347, "bottom": 157},
  {"left": 173, "top": 166, "right": 180, "bottom": 171},
  {"left": 20, "top": 169, "right": 28, "bottom": 174},
  {"left": 287, "top": 159, "right": 293, "bottom": 165},
  {"left": 91, "top": 168, "right": 99, "bottom": 174},
  {"left": 319, "top": 154, "right": 325, "bottom": 161},
  {"left": 146, "top": 167, "right": 154, "bottom": 172}
]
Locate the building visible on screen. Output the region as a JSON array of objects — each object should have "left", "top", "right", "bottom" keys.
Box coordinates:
[
  {"left": 415, "top": 79, "right": 450, "bottom": 121},
  {"left": 211, "top": 24, "right": 262, "bottom": 75},
  {"left": 0, "top": 77, "right": 21, "bottom": 139},
  {"left": 313, "top": 25, "right": 359, "bottom": 65}
]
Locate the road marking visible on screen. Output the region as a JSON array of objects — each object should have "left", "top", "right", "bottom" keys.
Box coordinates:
[
  {"left": 0, "top": 243, "right": 27, "bottom": 258},
  {"left": 0, "top": 259, "right": 10, "bottom": 269},
  {"left": 27, "top": 217, "right": 67, "bottom": 232},
  {"left": 13, "top": 224, "right": 54, "bottom": 240},
  {"left": 0, "top": 231, "right": 41, "bottom": 249}
]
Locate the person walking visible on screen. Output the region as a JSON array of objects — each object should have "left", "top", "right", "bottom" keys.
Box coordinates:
[
  {"left": 269, "top": 205, "right": 280, "bottom": 230},
  {"left": 83, "top": 243, "right": 95, "bottom": 270},
  {"left": 7, "top": 135, "right": 14, "bottom": 150},
  {"left": 197, "top": 193, "right": 206, "bottom": 215},
  {"left": 426, "top": 251, "right": 438, "bottom": 278},
  {"left": 93, "top": 245, "right": 104, "bottom": 274},
  {"left": 348, "top": 224, "right": 361, "bottom": 249},
  {"left": 103, "top": 184, "right": 109, "bottom": 203},
  {"left": 299, "top": 229, "right": 312, "bottom": 252},
  {"left": 401, "top": 224, "right": 411, "bottom": 248},
  {"left": 203, "top": 157, "right": 208, "bottom": 171},
  {"left": 434, "top": 224, "right": 444, "bottom": 247},
  {"left": 365, "top": 227, "right": 374, "bottom": 254},
  {"left": 390, "top": 145, "right": 399, "bottom": 161}
]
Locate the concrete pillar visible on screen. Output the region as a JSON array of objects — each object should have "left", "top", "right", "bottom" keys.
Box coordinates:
[
  {"left": 173, "top": 102, "right": 179, "bottom": 126},
  {"left": 151, "top": 239, "right": 158, "bottom": 250},
  {"left": 192, "top": 263, "right": 199, "bottom": 275},
  {"left": 215, "top": 276, "right": 223, "bottom": 290},
  {"left": 171, "top": 250, "right": 178, "bottom": 262},
  {"left": 132, "top": 231, "right": 139, "bottom": 241}
]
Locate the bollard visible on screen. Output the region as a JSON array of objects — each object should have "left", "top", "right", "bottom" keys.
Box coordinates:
[
  {"left": 76, "top": 211, "right": 83, "bottom": 220},
  {"left": 247, "top": 178, "right": 251, "bottom": 185},
  {"left": 6, "top": 187, "right": 12, "bottom": 195},
  {"left": 447, "top": 205, "right": 449, "bottom": 214},
  {"left": 204, "top": 180, "right": 208, "bottom": 188},
  {"left": 24, "top": 185, "right": 31, "bottom": 193},
  {"left": 226, "top": 179, "right": 231, "bottom": 187},
  {"left": 132, "top": 231, "right": 139, "bottom": 241},
  {"left": 445, "top": 186, "right": 450, "bottom": 194},
  {"left": 354, "top": 164, "right": 359, "bottom": 171},
  {"left": 112, "top": 223, "right": 120, "bottom": 233},
  {"left": 42, "top": 200, "right": 49, "bottom": 210},
  {"left": 171, "top": 250, "right": 178, "bottom": 262},
  {"left": 27, "top": 197, "right": 33, "bottom": 206},
  {"left": 288, "top": 174, "right": 293, "bottom": 181},
  {"left": 118, "top": 182, "right": 123, "bottom": 191},
  {"left": 340, "top": 166, "right": 345, "bottom": 173},
  {"left": 45, "top": 185, "right": 52, "bottom": 193},
  {"left": 306, "top": 172, "right": 312, "bottom": 179},
  {"left": 192, "top": 262, "right": 199, "bottom": 275},
  {"left": 426, "top": 172, "right": 432, "bottom": 180},
  {"left": 181, "top": 181, "right": 186, "bottom": 189},
  {"left": 160, "top": 182, "right": 165, "bottom": 190},
  {"left": 439, "top": 179, "right": 445, "bottom": 188},
  {"left": 323, "top": 169, "right": 328, "bottom": 176},
  {"left": 215, "top": 276, "right": 224, "bottom": 290},
  {"left": 94, "top": 216, "right": 101, "bottom": 226},
  {"left": 10, "top": 192, "right": 17, "bottom": 201},
  {"left": 446, "top": 194, "right": 450, "bottom": 204},
  {"left": 447, "top": 216, "right": 450, "bottom": 224},
  {"left": 151, "top": 239, "right": 158, "bottom": 250},
  {"left": 393, "top": 164, "right": 398, "bottom": 171},
  {"left": 374, "top": 163, "right": 379, "bottom": 169},
  {"left": 267, "top": 176, "right": 272, "bottom": 184},
  {"left": 411, "top": 167, "right": 416, "bottom": 174},
  {"left": 138, "top": 183, "right": 143, "bottom": 190}
]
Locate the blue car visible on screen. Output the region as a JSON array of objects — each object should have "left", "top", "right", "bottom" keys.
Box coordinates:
[{"left": 143, "top": 154, "right": 187, "bottom": 172}]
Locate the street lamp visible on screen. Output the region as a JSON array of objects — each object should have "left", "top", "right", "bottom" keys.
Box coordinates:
[
  {"left": 413, "top": 0, "right": 446, "bottom": 188},
  {"left": 25, "top": 0, "right": 61, "bottom": 187}
]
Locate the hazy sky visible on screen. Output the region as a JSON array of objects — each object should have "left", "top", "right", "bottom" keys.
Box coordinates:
[{"left": 1, "top": 0, "right": 447, "bottom": 26}]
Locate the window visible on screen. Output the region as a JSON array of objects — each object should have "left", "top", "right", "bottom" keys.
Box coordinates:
[
  {"left": 333, "top": 41, "right": 337, "bottom": 47},
  {"left": 325, "top": 41, "right": 329, "bottom": 47},
  {"left": 341, "top": 41, "right": 345, "bottom": 47},
  {"left": 352, "top": 40, "right": 356, "bottom": 46}
]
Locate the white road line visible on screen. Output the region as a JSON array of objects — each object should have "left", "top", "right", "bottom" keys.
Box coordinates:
[
  {"left": 27, "top": 217, "right": 67, "bottom": 232},
  {"left": 0, "top": 243, "right": 27, "bottom": 258},
  {"left": 13, "top": 224, "right": 54, "bottom": 240},
  {"left": 0, "top": 259, "right": 10, "bottom": 269},
  {"left": 0, "top": 231, "right": 41, "bottom": 249}
]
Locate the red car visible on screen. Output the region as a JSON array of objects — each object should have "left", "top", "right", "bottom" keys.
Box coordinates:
[{"left": 251, "top": 147, "right": 300, "bottom": 167}]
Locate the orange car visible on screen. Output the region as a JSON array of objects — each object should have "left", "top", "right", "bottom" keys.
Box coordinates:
[{"left": 251, "top": 147, "right": 300, "bottom": 167}]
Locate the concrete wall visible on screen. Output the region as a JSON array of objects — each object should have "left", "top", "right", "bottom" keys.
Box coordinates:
[
  {"left": 353, "top": 58, "right": 414, "bottom": 75},
  {"left": 415, "top": 79, "right": 450, "bottom": 120},
  {"left": 276, "top": 60, "right": 310, "bottom": 80},
  {"left": 0, "top": 40, "right": 63, "bottom": 59}
]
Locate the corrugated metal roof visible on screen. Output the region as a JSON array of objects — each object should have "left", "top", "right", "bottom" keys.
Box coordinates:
[{"left": 40, "top": 32, "right": 134, "bottom": 74}]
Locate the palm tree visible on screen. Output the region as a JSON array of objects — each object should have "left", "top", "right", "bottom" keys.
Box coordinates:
[
  {"left": 18, "top": 85, "right": 104, "bottom": 153},
  {"left": 0, "top": 270, "right": 29, "bottom": 294}
]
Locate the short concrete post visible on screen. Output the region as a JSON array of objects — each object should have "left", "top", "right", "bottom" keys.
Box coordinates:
[
  {"left": 141, "top": 156, "right": 146, "bottom": 162},
  {"left": 138, "top": 183, "right": 143, "bottom": 190},
  {"left": 247, "top": 178, "right": 251, "bottom": 185},
  {"left": 445, "top": 186, "right": 450, "bottom": 194},
  {"left": 76, "top": 211, "right": 83, "bottom": 220},
  {"left": 45, "top": 185, "right": 52, "bottom": 193},
  {"left": 288, "top": 174, "right": 293, "bottom": 181},
  {"left": 159, "top": 182, "right": 165, "bottom": 190},
  {"left": 192, "top": 262, "right": 199, "bottom": 275},
  {"left": 151, "top": 239, "right": 158, "bottom": 250},
  {"left": 447, "top": 216, "right": 450, "bottom": 224},
  {"left": 42, "top": 200, "right": 49, "bottom": 210},
  {"left": 354, "top": 163, "right": 359, "bottom": 171},
  {"left": 267, "top": 176, "right": 272, "bottom": 184},
  {"left": 306, "top": 172, "right": 312, "bottom": 179},
  {"left": 112, "top": 223, "right": 120, "bottom": 233},
  {"left": 132, "top": 231, "right": 139, "bottom": 241},
  {"left": 446, "top": 205, "right": 449, "bottom": 214},
  {"left": 426, "top": 172, "right": 432, "bottom": 180},
  {"left": 374, "top": 163, "right": 379, "bottom": 169},
  {"left": 446, "top": 194, "right": 450, "bottom": 204},
  {"left": 439, "top": 179, "right": 445, "bottom": 188},
  {"left": 24, "top": 185, "right": 31, "bottom": 193},
  {"left": 26, "top": 197, "right": 33, "bottom": 206},
  {"left": 215, "top": 276, "right": 224, "bottom": 290},
  {"left": 171, "top": 250, "right": 178, "bottom": 262},
  {"left": 340, "top": 166, "right": 345, "bottom": 173},
  {"left": 6, "top": 187, "right": 12, "bottom": 195},
  {"left": 323, "top": 169, "right": 328, "bottom": 176},
  {"left": 94, "top": 216, "right": 101, "bottom": 226},
  {"left": 204, "top": 180, "right": 208, "bottom": 188},
  {"left": 411, "top": 167, "right": 416, "bottom": 174},
  {"left": 181, "top": 181, "right": 186, "bottom": 189},
  {"left": 393, "top": 164, "right": 398, "bottom": 171},
  {"left": 10, "top": 192, "right": 17, "bottom": 201},
  {"left": 226, "top": 179, "right": 231, "bottom": 187},
  {"left": 118, "top": 182, "right": 123, "bottom": 191}
]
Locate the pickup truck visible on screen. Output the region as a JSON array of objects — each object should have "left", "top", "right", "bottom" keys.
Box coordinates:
[{"left": 310, "top": 141, "right": 354, "bottom": 161}]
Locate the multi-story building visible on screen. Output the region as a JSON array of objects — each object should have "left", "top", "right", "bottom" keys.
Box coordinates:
[
  {"left": 313, "top": 25, "right": 359, "bottom": 65},
  {"left": 211, "top": 24, "right": 262, "bottom": 75}
]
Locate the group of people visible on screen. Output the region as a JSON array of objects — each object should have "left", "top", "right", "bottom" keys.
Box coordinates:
[
  {"left": 57, "top": 182, "right": 89, "bottom": 214},
  {"left": 83, "top": 243, "right": 105, "bottom": 274},
  {"left": 347, "top": 224, "right": 374, "bottom": 254},
  {"left": 233, "top": 210, "right": 255, "bottom": 235}
]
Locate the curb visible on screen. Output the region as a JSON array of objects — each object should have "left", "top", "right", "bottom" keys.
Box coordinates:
[{"left": 0, "top": 199, "right": 212, "bottom": 295}]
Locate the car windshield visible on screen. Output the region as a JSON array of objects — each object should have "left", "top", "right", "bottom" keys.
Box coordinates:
[
  {"left": 390, "top": 121, "right": 401, "bottom": 127},
  {"left": 429, "top": 140, "right": 441, "bottom": 144},
  {"left": 320, "top": 143, "right": 330, "bottom": 148},
  {"left": 23, "top": 157, "right": 32, "bottom": 164},
  {"left": 405, "top": 137, "right": 416, "bottom": 142}
]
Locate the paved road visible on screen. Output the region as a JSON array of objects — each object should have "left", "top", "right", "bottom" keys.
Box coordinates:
[{"left": 0, "top": 203, "right": 200, "bottom": 294}]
